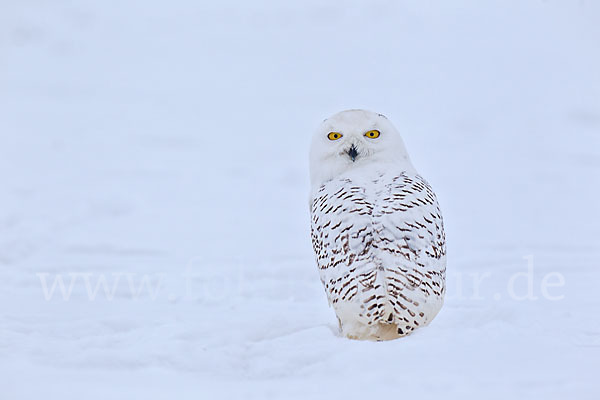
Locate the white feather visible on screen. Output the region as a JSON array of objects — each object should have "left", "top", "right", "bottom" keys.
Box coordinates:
[{"left": 309, "top": 110, "right": 446, "bottom": 340}]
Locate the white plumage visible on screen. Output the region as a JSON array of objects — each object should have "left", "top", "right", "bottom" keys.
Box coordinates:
[{"left": 309, "top": 110, "right": 446, "bottom": 340}]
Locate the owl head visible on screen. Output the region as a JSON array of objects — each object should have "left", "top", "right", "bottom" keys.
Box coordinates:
[{"left": 309, "top": 109, "right": 414, "bottom": 188}]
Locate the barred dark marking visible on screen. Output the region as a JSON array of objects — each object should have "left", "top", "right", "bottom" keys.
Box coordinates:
[{"left": 310, "top": 171, "right": 446, "bottom": 340}]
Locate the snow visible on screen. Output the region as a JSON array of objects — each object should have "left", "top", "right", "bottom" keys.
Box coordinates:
[{"left": 1, "top": 0, "right": 599, "bottom": 398}]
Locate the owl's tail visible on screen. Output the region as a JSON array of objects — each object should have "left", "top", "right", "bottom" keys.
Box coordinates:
[{"left": 342, "top": 321, "right": 406, "bottom": 341}]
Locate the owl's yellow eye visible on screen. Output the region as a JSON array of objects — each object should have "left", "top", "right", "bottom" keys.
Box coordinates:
[
  {"left": 364, "top": 130, "right": 380, "bottom": 139},
  {"left": 327, "top": 132, "right": 343, "bottom": 141}
]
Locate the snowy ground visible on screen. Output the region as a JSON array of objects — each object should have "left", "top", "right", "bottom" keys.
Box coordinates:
[{"left": 1, "top": 1, "right": 599, "bottom": 398}]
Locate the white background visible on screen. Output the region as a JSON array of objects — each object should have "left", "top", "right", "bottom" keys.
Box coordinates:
[{"left": 1, "top": 1, "right": 599, "bottom": 398}]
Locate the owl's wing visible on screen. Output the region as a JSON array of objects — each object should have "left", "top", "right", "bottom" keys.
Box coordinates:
[
  {"left": 374, "top": 173, "right": 446, "bottom": 306},
  {"left": 310, "top": 172, "right": 446, "bottom": 329},
  {"left": 310, "top": 178, "right": 377, "bottom": 310}
]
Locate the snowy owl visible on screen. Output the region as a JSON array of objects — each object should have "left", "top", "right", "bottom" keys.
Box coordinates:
[{"left": 309, "top": 109, "right": 446, "bottom": 341}]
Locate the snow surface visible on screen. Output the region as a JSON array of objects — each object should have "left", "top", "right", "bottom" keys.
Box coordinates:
[{"left": 1, "top": 0, "right": 599, "bottom": 398}]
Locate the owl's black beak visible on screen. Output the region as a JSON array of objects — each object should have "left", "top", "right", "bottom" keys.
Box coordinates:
[{"left": 347, "top": 145, "right": 359, "bottom": 162}]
